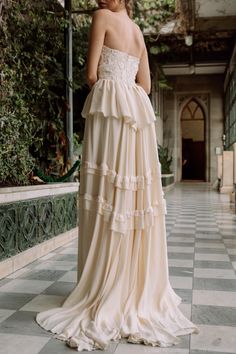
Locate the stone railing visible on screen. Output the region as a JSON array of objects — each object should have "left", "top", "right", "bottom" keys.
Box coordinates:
[{"left": 0, "top": 182, "right": 79, "bottom": 278}]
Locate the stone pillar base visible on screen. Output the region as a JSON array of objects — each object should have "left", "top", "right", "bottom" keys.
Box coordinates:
[
  {"left": 230, "top": 191, "right": 235, "bottom": 203},
  {"left": 220, "top": 151, "right": 233, "bottom": 194},
  {"left": 220, "top": 186, "right": 234, "bottom": 194}
]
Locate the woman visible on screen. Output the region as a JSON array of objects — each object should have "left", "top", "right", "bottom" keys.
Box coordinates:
[{"left": 36, "top": 0, "right": 199, "bottom": 351}]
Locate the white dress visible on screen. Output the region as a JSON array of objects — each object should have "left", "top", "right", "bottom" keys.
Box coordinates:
[{"left": 36, "top": 45, "right": 198, "bottom": 351}]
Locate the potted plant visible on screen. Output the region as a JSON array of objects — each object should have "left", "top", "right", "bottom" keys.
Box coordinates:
[{"left": 158, "top": 145, "right": 174, "bottom": 188}]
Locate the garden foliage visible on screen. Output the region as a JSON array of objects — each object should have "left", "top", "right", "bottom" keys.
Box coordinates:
[
  {"left": 0, "top": 0, "right": 68, "bottom": 185},
  {"left": 0, "top": 0, "right": 175, "bottom": 185}
]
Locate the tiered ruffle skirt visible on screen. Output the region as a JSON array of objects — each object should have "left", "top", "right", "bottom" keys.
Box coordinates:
[{"left": 36, "top": 79, "right": 198, "bottom": 351}]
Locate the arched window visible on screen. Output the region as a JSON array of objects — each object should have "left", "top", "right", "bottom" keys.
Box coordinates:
[
  {"left": 181, "top": 99, "right": 205, "bottom": 142},
  {"left": 181, "top": 99, "right": 204, "bottom": 121}
]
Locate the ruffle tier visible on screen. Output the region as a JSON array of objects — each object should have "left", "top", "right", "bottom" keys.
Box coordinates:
[
  {"left": 80, "top": 192, "right": 166, "bottom": 234},
  {"left": 80, "top": 161, "right": 160, "bottom": 191},
  {"left": 79, "top": 105, "right": 166, "bottom": 235},
  {"left": 82, "top": 79, "right": 157, "bottom": 131}
]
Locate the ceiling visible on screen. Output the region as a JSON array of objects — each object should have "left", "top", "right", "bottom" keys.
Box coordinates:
[
  {"left": 156, "top": 0, "right": 236, "bottom": 75},
  {"left": 196, "top": 0, "right": 236, "bottom": 18}
]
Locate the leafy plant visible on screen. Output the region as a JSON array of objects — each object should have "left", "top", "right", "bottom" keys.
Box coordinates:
[
  {"left": 133, "top": 0, "right": 175, "bottom": 34},
  {"left": 0, "top": 0, "right": 176, "bottom": 186},
  {"left": 0, "top": 0, "right": 69, "bottom": 185},
  {"left": 158, "top": 144, "right": 173, "bottom": 174},
  {"left": 0, "top": 66, "right": 38, "bottom": 185},
  {"left": 73, "top": 133, "right": 83, "bottom": 156}
]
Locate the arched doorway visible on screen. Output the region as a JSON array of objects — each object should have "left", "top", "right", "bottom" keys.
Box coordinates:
[{"left": 181, "top": 99, "right": 205, "bottom": 180}]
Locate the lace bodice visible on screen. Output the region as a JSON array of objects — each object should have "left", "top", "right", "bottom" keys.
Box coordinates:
[{"left": 98, "top": 45, "right": 140, "bottom": 85}]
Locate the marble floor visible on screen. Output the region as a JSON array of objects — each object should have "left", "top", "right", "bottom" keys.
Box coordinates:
[{"left": 0, "top": 182, "right": 236, "bottom": 354}]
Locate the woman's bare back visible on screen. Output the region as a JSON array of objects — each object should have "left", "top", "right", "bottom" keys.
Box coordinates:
[
  {"left": 87, "top": 9, "right": 151, "bottom": 94},
  {"left": 103, "top": 11, "right": 144, "bottom": 59}
]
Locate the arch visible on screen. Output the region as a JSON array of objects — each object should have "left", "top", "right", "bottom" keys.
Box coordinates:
[
  {"left": 181, "top": 98, "right": 205, "bottom": 121},
  {"left": 178, "top": 96, "right": 208, "bottom": 121}
]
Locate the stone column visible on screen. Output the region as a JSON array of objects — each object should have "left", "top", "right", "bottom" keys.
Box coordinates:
[
  {"left": 220, "top": 151, "right": 234, "bottom": 193},
  {"left": 217, "top": 154, "right": 223, "bottom": 191},
  {"left": 233, "top": 143, "right": 236, "bottom": 205},
  {"left": 217, "top": 155, "right": 223, "bottom": 180},
  {"left": 233, "top": 143, "right": 236, "bottom": 184}
]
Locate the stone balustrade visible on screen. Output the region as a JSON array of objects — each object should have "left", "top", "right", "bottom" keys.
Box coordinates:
[{"left": 0, "top": 182, "right": 79, "bottom": 279}]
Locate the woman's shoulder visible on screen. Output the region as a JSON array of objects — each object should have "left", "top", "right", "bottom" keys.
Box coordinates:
[
  {"left": 134, "top": 23, "right": 144, "bottom": 39},
  {"left": 132, "top": 22, "right": 145, "bottom": 48},
  {"left": 92, "top": 9, "right": 113, "bottom": 20}
]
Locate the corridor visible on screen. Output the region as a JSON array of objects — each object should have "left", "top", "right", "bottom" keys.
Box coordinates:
[{"left": 0, "top": 183, "right": 235, "bottom": 354}]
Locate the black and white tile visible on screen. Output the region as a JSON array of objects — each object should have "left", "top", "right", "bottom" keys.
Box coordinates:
[{"left": 0, "top": 182, "right": 236, "bottom": 354}]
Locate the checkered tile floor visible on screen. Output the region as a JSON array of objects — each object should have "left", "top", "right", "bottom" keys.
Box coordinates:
[{"left": 0, "top": 182, "right": 236, "bottom": 354}]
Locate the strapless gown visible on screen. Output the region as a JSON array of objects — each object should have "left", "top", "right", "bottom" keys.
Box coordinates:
[{"left": 36, "top": 45, "right": 198, "bottom": 351}]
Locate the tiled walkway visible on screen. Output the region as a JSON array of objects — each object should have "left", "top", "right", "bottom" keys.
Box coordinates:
[{"left": 0, "top": 182, "right": 236, "bottom": 354}]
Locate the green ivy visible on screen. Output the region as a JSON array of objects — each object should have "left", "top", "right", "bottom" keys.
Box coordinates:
[
  {"left": 0, "top": 66, "right": 36, "bottom": 185},
  {"left": 0, "top": 0, "right": 68, "bottom": 185},
  {"left": 133, "top": 0, "right": 175, "bottom": 34}
]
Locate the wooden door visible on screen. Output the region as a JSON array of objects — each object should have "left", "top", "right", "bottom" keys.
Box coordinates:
[{"left": 181, "top": 99, "right": 205, "bottom": 181}]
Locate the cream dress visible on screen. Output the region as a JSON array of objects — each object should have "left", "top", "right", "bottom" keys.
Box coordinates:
[{"left": 36, "top": 45, "right": 198, "bottom": 351}]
